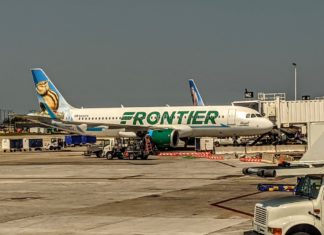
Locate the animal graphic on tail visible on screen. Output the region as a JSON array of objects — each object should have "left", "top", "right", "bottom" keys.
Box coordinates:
[{"left": 36, "top": 80, "right": 59, "bottom": 112}]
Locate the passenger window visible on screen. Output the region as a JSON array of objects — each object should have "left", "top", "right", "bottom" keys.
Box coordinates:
[{"left": 246, "top": 114, "right": 250, "bottom": 118}]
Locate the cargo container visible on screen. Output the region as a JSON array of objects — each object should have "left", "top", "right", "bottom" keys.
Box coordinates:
[
  {"left": 64, "top": 135, "right": 73, "bottom": 146},
  {"left": 1, "top": 139, "right": 28, "bottom": 152},
  {"left": 195, "top": 137, "right": 214, "bottom": 152},
  {"left": 10, "top": 139, "right": 23, "bottom": 151},
  {"left": 85, "top": 135, "right": 96, "bottom": 144},
  {"left": 2, "top": 139, "right": 10, "bottom": 152},
  {"left": 72, "top": 135, "right": 82, "bottom": 146},
  {"left": 28, "top": 138, "right": 43, "bottom": 151},
  {"left": 65, "top": 135, "right": 96, "bottom": 146}
]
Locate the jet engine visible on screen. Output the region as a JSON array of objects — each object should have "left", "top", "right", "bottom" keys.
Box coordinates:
[{"left": 148, "top": 129, "right": 179, "bottom": 148}]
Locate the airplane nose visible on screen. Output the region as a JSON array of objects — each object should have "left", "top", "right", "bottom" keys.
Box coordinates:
[{"left": 263, "top": 118, "right": 274, "bottom": 131}]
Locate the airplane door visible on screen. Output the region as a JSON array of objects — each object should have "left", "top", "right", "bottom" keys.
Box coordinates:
[{"left": 227, "top": 110, "right": 236, "bottom": 125}]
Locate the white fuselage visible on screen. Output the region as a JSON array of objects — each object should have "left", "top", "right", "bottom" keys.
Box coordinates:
[{"left": 63, "top": 105, "right": 273, "bottom": 138}]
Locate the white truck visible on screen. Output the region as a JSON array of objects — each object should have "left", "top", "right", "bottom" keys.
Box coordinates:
[
  {"left": 85, "top": 137, "right": 154, "bottom": 160},
  {"left": 253, "top": 174, "right": 324, "bottom": 235},
  {"left": 44, "top": 137, "right": 64, "bottom": 151},
  {"left": 84, "top": 138, "right": 116, "bottom": 158}
]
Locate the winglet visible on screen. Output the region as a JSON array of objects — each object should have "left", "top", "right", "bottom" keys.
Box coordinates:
[{"left": 189, "top": 79, "right": 205, "bottom": 106}]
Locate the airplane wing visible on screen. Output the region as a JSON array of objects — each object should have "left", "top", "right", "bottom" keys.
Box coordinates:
[
  {"left": 13, "top": 112, "right": 155, "bottom": 133},
  {"left": 13, "top": 114, "right": 85, "bottom": 134}
]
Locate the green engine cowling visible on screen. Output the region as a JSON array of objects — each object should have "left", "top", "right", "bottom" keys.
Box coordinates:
[{"left": 148, "top": 129, "right": 179, "bottom": 148}]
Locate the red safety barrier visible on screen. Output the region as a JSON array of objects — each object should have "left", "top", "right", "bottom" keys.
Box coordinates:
[
  {"left": 206, "top": 156, "right": 224, "bottom": 160},
  {"left": 158, "top": 152, "right": 223, "bottom": 160},
  {"left": 239, "top": 158, "right": 262, "bottom": 162}
]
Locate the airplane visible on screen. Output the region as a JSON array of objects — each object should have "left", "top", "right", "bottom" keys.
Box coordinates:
[
  {"left": 189, "top": 79, "right": 205, "bottom": 106},
  {"left": 26, "top": 68, "right": 273, "bottom": 148}
]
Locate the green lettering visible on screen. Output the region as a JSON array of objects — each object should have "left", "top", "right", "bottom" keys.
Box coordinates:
[
  {"left": 177, "top": 111, "right": 189, "bottom": 124},
  {"left": 204, "top": 111, "right": 218, "bottom": 124},
  {"left": 133, "top": 112, "right": 146, "bottom": 125},
  {"left": 121, "top": 112, "right": 135, "bottom": 124},
  {"left": 187, "top": 111, "right": 195, "bottom": 124},
  {"left": 160, "top": 111, "right": 175, "bottom": 124},
  {"left": 147, "top": 112, "right": 160, "bottom": 125},
  {"left": 192, "top": 111, "right": 206, "bottom": 124}
]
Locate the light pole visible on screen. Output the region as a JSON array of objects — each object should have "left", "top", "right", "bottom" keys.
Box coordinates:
[{"left": 292, "top": 63, "right": 297, "bottom": 101}]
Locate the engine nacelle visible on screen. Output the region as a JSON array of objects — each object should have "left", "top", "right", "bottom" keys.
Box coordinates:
[{"left": 148, "top": 129, "right": 179, "bottom": 148}]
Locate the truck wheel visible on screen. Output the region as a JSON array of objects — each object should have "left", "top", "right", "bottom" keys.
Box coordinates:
[
  {"left": 129, "top": 153, "right": 134, "bottom": 160},
  {"left": 118, "top": 155, "right": 124, "bottom": 160},
  {"left": 141, "top": 155, "right": 149, "bottom": 160},
  {"left": 49, "top": 146, "right": 53, "bottom": 151},
  {"left": 291, "top": 232, "right": 311, "bottom": 235},
  {"left": 106, "top": 153, "right": 113, "bottom": 160},
  {"left": 96, "top": 151, "right": 103, "bottom": 158},
  {"left": 287, "top": 225, "right": 321, "bottom": 235}
]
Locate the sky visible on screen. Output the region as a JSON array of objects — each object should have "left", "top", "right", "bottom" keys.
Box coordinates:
[{"left": 0, "top": 0, "right": 324, "bottom": 113}]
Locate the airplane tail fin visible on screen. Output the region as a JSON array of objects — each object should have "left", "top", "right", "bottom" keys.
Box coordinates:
[
  {"left": 31, "top": 68, "right": 73, "bottom": 115},
  {"left": 189, "top": 79, "right": 205, "bottom": 106}
]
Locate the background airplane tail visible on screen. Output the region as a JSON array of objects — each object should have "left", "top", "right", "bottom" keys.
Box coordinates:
[
  {"left": 189, "top": 79, "right": 205, "bottom": 106},
  {"left": 31, "top": 68, "right": 73, "bottom": 115}
]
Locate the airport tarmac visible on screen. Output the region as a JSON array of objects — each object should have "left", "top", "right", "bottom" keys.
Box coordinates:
[{"left": 0, "top": 151, "right": 294, "bottom": 235}]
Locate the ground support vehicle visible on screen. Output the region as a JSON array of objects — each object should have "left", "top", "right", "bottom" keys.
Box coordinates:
[
  {"left": 253, "top": 174, "right": 324, "bottom": 235},
  {"left": 85, "top": 136, "right": 157, "bottom": 160},
  {"left": 123, "top": 136, "right": 158, "bottom": 160},
  {"left": 84, "top": 138, "right": 115, "bottom": 158},
  {"left": 84, "top": 138, "right": 127, "bottom": 159},
  {"left": 44, "top": 138, "right": 64, "bottom": 151},
  {"left": 106, "top": 136, "right": 156, "bottom": 160}
]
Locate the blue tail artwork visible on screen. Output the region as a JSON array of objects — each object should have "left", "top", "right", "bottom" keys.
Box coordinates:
[
  {"left": 188, "top": 79, "right": 205, "bottom": 106},
  {"left": 31, "top": 68, "right": 73, "bottom": 116}
]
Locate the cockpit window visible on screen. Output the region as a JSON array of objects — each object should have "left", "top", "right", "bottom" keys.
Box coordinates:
[
  {"left": 256, "top": 114, "right": 262, "bottom": 117},
  {"left": 251, "top": 114, "right": 256, "bottom": 118},
  {"left": 246, "top": 114, "right": 250, "bottom": 118}
]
